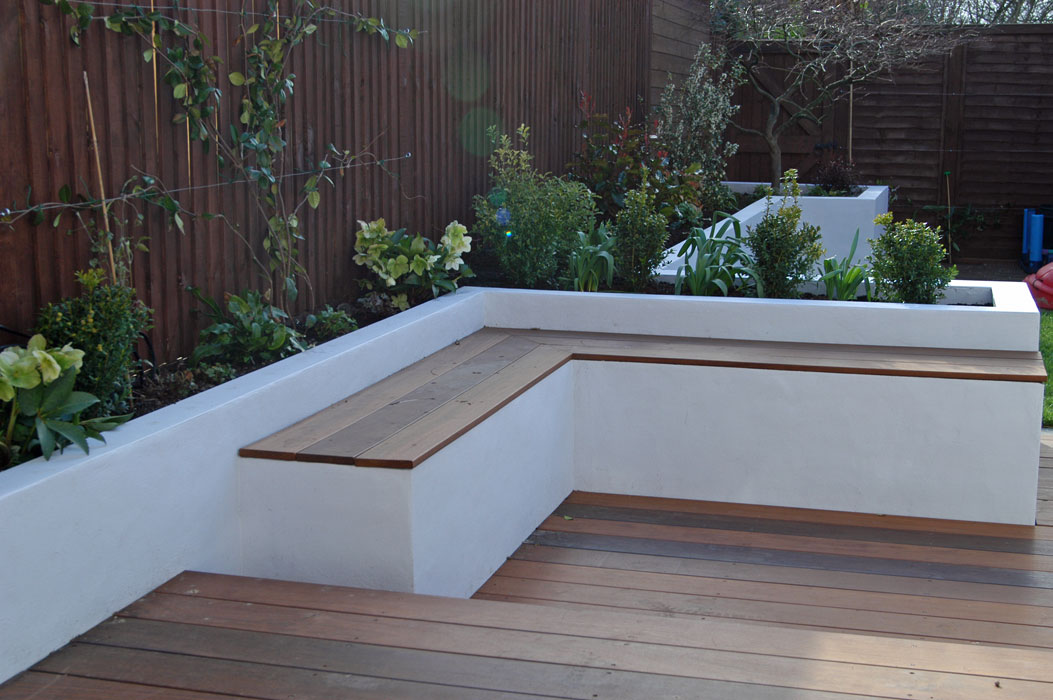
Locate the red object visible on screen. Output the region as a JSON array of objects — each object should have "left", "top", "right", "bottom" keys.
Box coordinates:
[{"left": 1025, "top": 262, "right": 1053, "bottom": 309}]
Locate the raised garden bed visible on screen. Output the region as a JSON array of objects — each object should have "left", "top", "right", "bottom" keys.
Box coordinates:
[
  {"left": 0, "top": 283, "right": 1043, "bottom": 684},
  {"left": 659, "top": 182, "right": 890, "bottom": 275}
]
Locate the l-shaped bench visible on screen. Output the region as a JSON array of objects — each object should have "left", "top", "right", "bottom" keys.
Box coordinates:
[{"left": 239, "top": 316, "right": 1045, "bottom": 598}]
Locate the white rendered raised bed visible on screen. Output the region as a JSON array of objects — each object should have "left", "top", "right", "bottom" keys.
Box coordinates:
[
  {"left": 659, "top": 182, "right": 889, "bottom": 276},
  {"left": 0, "top": 283, "right": 1042, "bottom": 683}
]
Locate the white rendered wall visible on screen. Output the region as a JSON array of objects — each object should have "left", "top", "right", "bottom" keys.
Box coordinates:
[
  {"left": 410, "top": 365, "right": 575, "bottom": 597},
  {"left": 574, "top": 361, "right": 1042, "bottom": 524},
  {"left": 714, "top": 182, "right": 889, "bottom": 262},
  {"left": 481, "top": 286, "right": 1040, "bottom": 352},
  {"left": 0, "top": 289, "right": 488, "bottom": 684}
]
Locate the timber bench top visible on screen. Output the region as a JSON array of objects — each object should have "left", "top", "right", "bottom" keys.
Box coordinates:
[{"left": 239, "top": 327, "right": 1047, "bottom": 469}]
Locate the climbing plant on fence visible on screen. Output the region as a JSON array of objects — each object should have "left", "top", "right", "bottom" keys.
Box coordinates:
[{"left": 30, "top": 0, "right": 417, "bottom": 313}]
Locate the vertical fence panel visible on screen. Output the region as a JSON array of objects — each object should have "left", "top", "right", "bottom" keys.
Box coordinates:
[{"left": 2, "top": 0, "right": 653, "bottom": 360}]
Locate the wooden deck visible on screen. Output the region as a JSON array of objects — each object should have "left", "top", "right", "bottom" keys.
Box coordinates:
[
  {"left": 1039, "top": 433, "right": 1053, "bottom": 526},
  {"left": 5, "top": 487, "right": 1053, "bottom": 699}
]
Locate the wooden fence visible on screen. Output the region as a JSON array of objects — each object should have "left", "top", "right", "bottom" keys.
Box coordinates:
[
  {"left": 5, "top": 2, "right": 1051, "bottom": 363},
  {"left": 724, "top": 25, "right": 1053, "bottom": 263},
  {"left": 0, "top": 0, "right": 652, "bottom": 361}
]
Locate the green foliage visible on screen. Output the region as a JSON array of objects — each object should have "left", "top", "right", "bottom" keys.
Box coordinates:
[
  {"left": 613, "top": 181, "right": 670, "bottom": 292},
  {"left": 1040, "top": 312, "right": 1053, "bottom": 428},
  {"left": 807, "top": 156, "right": 863, "bottom": 197},
  {"left": 188, "top": 288, "right": 306, "bottom": 368},
  {"left": 817, "top": 230, "right": 871, "bottom": 301},
  {"left": 353, "top": 219, "right": 474, "bottom": 307},
  {"left": 656, "top": 43, "right": 743, "bottom": 206},
  {"left": 1, "top": 335, "right": 130, "bottom": 470},
  {"left": 565, "top": 225, "right": 616, "bottom": 292},
  {"left": 748, "top": 170, "right": 825, "bottom": 299},
  {"left": 674, "top": 216, "right": 763, "bottom": 297},
  {"left": 41, "top": 0, "right": 417, "bottom": 313},
  {"left": 473, "top": 126, "right": 598, "bottom": 288},
  {"left": 869, "top": 213, "right": 956, "bottom": 304},
  {"left": 304, "top": 306, "right": 358, "bottom": 344},
  {"left": 566, "top": 103, "right": 703, "bottom": 221},
  {"left": 34, "top": 276, "right": 152, "bottom": 415}
]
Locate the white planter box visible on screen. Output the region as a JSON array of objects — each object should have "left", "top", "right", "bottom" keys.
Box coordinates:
[
  {"left": 658, "top": 182, "right": 889, "bottom": 278},
  {"left": 0, "top": 284, "right": 1042, "bottom": 683}
]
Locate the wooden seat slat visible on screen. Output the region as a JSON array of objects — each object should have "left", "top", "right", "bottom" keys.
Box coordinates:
[
  {"left": 240, "top": 327, "right": 1046, "bottom": 469},
  {"left": 238, "top": 328, "right": 510, "bottom": 460},
  {"left": 296, "top": 335, "right": 542, "bottom": 465}
]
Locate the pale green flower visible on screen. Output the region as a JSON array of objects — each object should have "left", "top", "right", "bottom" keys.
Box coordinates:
[
  {"left": 32, "top": 350, "right": 61, "bottom": 384},
  {"left": 440, "top": 221, "right": 472, "bottom": 258},
  {"left": 51, "top": 344, "right": 85, "bottom": 373}
]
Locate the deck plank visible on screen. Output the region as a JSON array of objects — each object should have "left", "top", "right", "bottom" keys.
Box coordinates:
[
  {"left": 32, "top": 644, "right": 536, "bottom": 700},
  {"left": 490, "top": 558, "right": 1053, "bottom": 626},
  {"left": 118, "top": 591, "right": 1051, "bottom": 700},
  {"left": 77, "top": 617, "right": 858, "bottom": 700},
  {"left": 566, "top": 491, "right": 1053, "bottom": 540},
  {"left": 0, "top": 672, "right": 236, "bottom": 700},
  {"left": 511, "top": 542, "right": 1053, "bottom": 606},
  {"left": 479, "top": 573, "right": 1053, "bottom": 647},
  {"left": 159, "top": 572, "right": 1053, "bottom": 683},
  {"left": 554, "top": 502, "right": 1053, "bottom": 555},
  {"left": 537, "top": 515, "right": 1053, "bottom": 573}
]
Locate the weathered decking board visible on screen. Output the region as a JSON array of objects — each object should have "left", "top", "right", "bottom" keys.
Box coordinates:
[{"left": 5, "top": 492, "right": 1053, "bottom": 699}]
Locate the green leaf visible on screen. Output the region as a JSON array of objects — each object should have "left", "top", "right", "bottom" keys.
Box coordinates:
[
  {"left": 40, "top": 368, "right": 76, "bottom": 414},
  {"left": 46, "top": 420, "right": 89, "bottom": 454},
  {"left": 143, "top": 48, "right": 154, "bottom": 63},
  {"left": 54, "top": 390, "right": 99, "bottom": 417},
  {"left": 36, "top": 418, "right": 56, "bottom": 460},
  {"left": 228, "top": 71, "right": 246, "bottom": 86},
  {"left": 173, "top": 82, "right": 188, "bottom": 100},
  {"left": 307, "top": 190, "right": 320, "bottom": 209},
  {"left": 173, "top": 212, "right": 185, "bottom": 234}
]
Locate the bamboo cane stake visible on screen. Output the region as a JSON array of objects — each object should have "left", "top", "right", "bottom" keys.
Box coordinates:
[
  {"left": 83, "top": 71, "right": 117, "bottom": 286},
  {"left": 151, "top": 0, "right": 159, "bottom": 147}
]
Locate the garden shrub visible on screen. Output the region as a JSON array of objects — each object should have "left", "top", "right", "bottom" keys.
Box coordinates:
[
  {"left": 565, "top": 104, "right": 701, "bottom": 222},
  {"left": 655, "top": 42, "right": 742, "bottom": 211},
  {"left": 188, "top": 288, "right": 305, "bottom": 368},
  {"left": 353, "top": 219, "right": 473, "bottom": 308},
  {"left": 474, "top": 125, "right": 597, "bottom": 288},
  {"left": 613, "top": 180, "right": 669, "bottom": 292},
  {"left": 808, "top": 156, "right": 863, "bottom": 197},
  {"left": 869, "top": 213, "right": 956, "bottom": 304},
  {"left": 303, "top": 305, "right": 358, "bottom": 344},
  {"left": 748, "top": 170, "right": 825, "bottom": 299},
  {"left": 34, "top": 270, "right": 152, "bottom": 415},
  {"left": 1, "top": 335, "right": 130, "bottom": 469}
]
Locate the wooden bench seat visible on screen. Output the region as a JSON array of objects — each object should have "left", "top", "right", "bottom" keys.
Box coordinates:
[{"left": 239, "top": 327, "right": 1047, "bottom": 469}]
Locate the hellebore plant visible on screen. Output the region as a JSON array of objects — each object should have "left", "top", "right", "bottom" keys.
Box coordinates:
[
  {"left": 1, "top": 335, "right": 131, "bottom": 470},
  {"left": 353, "top": 219, "right": 474, "bottom": 308}
]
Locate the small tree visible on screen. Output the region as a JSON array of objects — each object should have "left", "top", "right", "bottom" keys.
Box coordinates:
[
  {"left": 715, "top": 0, "right": 969, "bottom": 187},
  {"left": 655, "top": 43, "right": 743, "bottom": 207}
]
